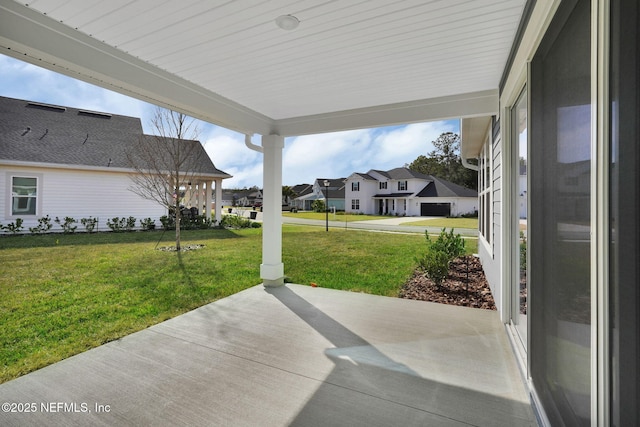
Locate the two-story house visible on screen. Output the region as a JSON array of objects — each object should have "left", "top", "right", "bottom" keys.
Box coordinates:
[{"left": 345, "top": 167, "right": 477, "bottom": 217}]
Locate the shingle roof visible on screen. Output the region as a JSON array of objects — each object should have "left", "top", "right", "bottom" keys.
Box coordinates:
[
  {"left": 353, "top": 172, "right": 377, "bottom": 180},
  {"left": 384, "top": 167, "right": 431, "bottom": 180},
  {"left": 290, "top": 184, "right": 313, "bottom": 197},
  {"left": 415, "top": 176, "right": 478, "bottom": 198},
  {"left": 0, "top": 96, "right": 230, "bottom": 177}
]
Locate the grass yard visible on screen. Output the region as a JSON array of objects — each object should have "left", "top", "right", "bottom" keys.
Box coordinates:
[
  {"left": 0, "top": 226, "right": 476, "bottom": 383},
  {"left": 404, "top": 217, "right": 479, "bottom": 230},
  {"left": 282, "top": 211, "right": 389, "bottom": 222}
]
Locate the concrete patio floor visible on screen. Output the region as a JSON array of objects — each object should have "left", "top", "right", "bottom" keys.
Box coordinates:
[{"left": 0, "top": 284, "right": 535, "bottom": 426}]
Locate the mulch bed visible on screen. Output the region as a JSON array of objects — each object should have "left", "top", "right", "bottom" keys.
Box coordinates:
[{"left": 399, "top": 255, "right": 496, "bottom": 310}]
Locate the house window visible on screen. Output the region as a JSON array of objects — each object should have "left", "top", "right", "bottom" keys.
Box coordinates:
[
  {"left": 403, "top": 199, "right": 406, "bottom": 211},
  {"left": 478, "top": 140, "right": 492, "bottom": 245},
  {"left": 398, "top": 181, "right": 407, "bottom": 191},
  {"left": 379, "top": 182, "right": 387, "bottom": 190},
  {"left": 11, "top": 176, "right": 38, "bottom": 215},
  {"left": 352, "top": 182, "right": 360, "bottom": 191},
  {"left": 351, "top": 199, "right": 360, "bottom": 210}
]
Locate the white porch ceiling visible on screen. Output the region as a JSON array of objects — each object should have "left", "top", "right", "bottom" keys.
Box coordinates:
[{"left": 0, "top": 0, "right": 526, "bottom": 136}]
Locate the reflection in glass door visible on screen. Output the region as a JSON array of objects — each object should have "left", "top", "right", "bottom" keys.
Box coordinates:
[
  {"left": 530, "top": 0, "right": 591, "bottom": 424},
  {"left": 512, "top": 89, "right": 528, "bottom": 348}
]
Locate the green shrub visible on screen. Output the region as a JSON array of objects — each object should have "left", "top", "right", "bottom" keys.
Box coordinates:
[
  {"left": 80, "top": 217, "right": 98, "bottom": 233},
  {"left": 2, "top": 218, "right": 24, "bottom": 234},
  {"left": 312, "top": 199, "right": 326, "bottom": 213},
  {"left": 183, "top": 214, "right": 215, "bottom": 230},
  {"left": 55, "top": 216, "right": 77, "bottom": 234},
  {"left": 107, "top": 217, "right": 126, "bottom": 232},
  {"left": 418, "top": 249, "right": 451, "bottom": 287},
  {"left": 29, "top": 215, "right": 53, "bottom": 234},
  {"left": 220, "top": 215, "right": 259, "bottom": 229},
  {"left": 159, "top": 215, "right": 175, "bottom": 230},
  {"left": 125, "top": 216, "right": 137, "bottom": 231},
  {"left": 140, "top": 218, "right": 156, "bottom": 231},
  {"left": 416, "top": 228, "right": 466, "bottom": 287},
  {"left": 426, "top": 228, "right": 465, "bottom": 260},
  {"left": 520, "top": 230, "right": 527, "bottom": 271}
]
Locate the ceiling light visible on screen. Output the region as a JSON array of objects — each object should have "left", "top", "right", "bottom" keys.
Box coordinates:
[{"left": 275, "top": 15, "right": 299, "bottom": 31}]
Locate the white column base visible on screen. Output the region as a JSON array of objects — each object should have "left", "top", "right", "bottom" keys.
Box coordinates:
[{"left": 261, "top": 262, "right": 285, "bottom": 287}]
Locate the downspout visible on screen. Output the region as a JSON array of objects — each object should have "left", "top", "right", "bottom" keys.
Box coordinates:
[{"left": 245, "top": 134, "right": 263, "bottom": 153}]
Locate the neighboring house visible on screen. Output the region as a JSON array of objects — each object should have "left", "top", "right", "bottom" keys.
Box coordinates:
[
  {"left": 315, "top": 178, "right": 345, "bottom": 211},
  {"left": 236, "top": 189, "right": 263, "bottom": 207},
  {"left": 288, "top": 184, "right": 313, "bottom": 210},
  {"left": 0, "top": 96, "right": 231, "bottom": 231},
  {"left": 290, "top": 179, "right": 345, "bottom": 211},
  {"left": 345, "top": 167, "right": 477, "bottom": 217}
]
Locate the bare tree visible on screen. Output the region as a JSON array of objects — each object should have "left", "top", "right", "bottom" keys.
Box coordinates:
[{"left": 126, "top": 108, "right": 205, "bottom": 251}]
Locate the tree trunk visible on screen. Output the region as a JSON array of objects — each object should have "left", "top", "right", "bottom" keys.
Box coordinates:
[{"left": 175, "top": 198, "right": 181, "bottom": 251}]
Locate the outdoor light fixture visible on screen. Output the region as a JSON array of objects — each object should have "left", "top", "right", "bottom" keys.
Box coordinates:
[
  {"left": 275, "top": 14, "right": 300, "bottom": 30},
  {"left": 323, "top": 180, "right": 330, "bottom": 232}
]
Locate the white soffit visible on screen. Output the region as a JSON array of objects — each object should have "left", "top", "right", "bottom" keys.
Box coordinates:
[{"left": 0, "top": 0, "right": 525, "bottom": 135}]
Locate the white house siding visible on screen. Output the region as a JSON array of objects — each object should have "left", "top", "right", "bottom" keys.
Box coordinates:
[
  {"left": 477, "top": 121, "right": 502, "bottom": 315},
  {"left": 345, "top": 175, "right": 376, "bottom": 214},
  {"left": 1, "top": 165, "right": 166, "bottom": 232}
]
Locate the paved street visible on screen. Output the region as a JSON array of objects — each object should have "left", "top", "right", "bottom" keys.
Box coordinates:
[{"left": 227, "top": 209, "right": 478, "bottom": 237}]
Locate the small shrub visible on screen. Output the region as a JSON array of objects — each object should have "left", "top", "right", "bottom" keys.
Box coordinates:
[
  {"left": 418, "top": 249, "right": 451, "bottom": 287},
  {"left": 312, "top": 199, "right": 326, "bottom": 213},
  {"left": 29, "top": 215, "right": 53, "bottom": 234},
  {"left": 107, "top": 217, "right": 127, "bottom": 232},
  {"left": 140, "top": 218, "right": 156, "bottom": 231},
  {"left": 125, "top": 216, "right": 137, "bottom": 231},
  {"left": 416, "top": 228, "right": 466, "bottom": 288},
  {"left": 426, "top": 228, "right": 466, "bottom": 260},
  {"left": 3, "top": 218, "right": 24, "bottom": 234},
  {"left": 81, "top": 217, "right": 98, "bottom": 233},
  {"left": 220, "top": 215, "right": 256, "bottom": 229},
  {"left": 183, "top": 214, "right": 214, "bottom": 230},
  {"left": 55, "top": 216, "right": 77, "bottom": 234},
  {"left": 160, "top": 215, "right": 175, "bottom": 230}
]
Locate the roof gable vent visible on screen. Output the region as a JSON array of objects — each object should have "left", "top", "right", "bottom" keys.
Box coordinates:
[
  {"left": 78, "top": 110, "right": 112, "bottom": 119},
  {"left": 26, "top": 101, "right": 66, "bottom": 112}
]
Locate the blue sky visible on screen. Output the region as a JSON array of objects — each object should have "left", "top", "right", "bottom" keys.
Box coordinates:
[{"left": 0, "top": 54, "right": 460, "bottom": 188}]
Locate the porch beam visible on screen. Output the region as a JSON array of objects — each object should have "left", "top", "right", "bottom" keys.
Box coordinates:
[
  {"left": 260, "top": 134, "right": 285, "bottom": 287},
  {"left": 274, "top": 90, "right": 499, "bottom": 137}
]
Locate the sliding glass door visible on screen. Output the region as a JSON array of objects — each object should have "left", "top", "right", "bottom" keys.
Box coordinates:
[
  {"left": 511, "top": 89, "right": 528, "bottom": 349},
  {"left": 529, "top": 0, "right": 592, "bottom": 424}
]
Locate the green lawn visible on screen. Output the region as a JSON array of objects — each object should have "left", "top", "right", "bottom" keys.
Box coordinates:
[
  {"left": 404, "top": 217, "right": 479, "bottom": 229},
  {"left": 282, "top": 211, "right": 390, "bottom": 222},
  {"left": 0, "top": 226, "right": 476, "bottom": 383}
]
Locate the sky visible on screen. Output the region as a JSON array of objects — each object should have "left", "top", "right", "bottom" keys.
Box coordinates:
[{"left": 0, "top": 54, "right": 460, "bottom": 188}]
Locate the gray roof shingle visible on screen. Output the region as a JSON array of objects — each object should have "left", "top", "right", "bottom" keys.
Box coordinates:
[{"left": 0, "top": 96, "right": 230, "bottom": 177}]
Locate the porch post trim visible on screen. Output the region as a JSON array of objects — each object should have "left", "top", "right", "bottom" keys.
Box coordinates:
[{"left": 260, "top": 134, "right": 285, "bottom": 287}]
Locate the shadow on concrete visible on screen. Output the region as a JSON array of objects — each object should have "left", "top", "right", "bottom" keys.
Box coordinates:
[{"left": 267, "top": 285, "right": 535, "bottom": 426}]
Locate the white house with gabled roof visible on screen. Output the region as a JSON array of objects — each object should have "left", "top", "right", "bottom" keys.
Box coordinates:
[
  {"left": 346, "top": 167, "right": 477, "bottom": 216},
  {"left": 0, "top": 96, "right": 231, "bottom": 231}
]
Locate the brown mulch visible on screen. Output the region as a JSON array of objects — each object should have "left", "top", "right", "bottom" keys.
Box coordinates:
[{"left": 399, "top": 255, "right": 496, "bottom": 310}]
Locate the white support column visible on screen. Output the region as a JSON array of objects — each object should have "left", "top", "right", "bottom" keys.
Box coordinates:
[
  {"left": 214, "top": 179, "right": 222, "bottom": 224},
  {"left": 205, "top": 180, "right": 213, "bottom": 219},
  {"left": 260, "top": 134, "right": 285, "bottom": 287}
]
